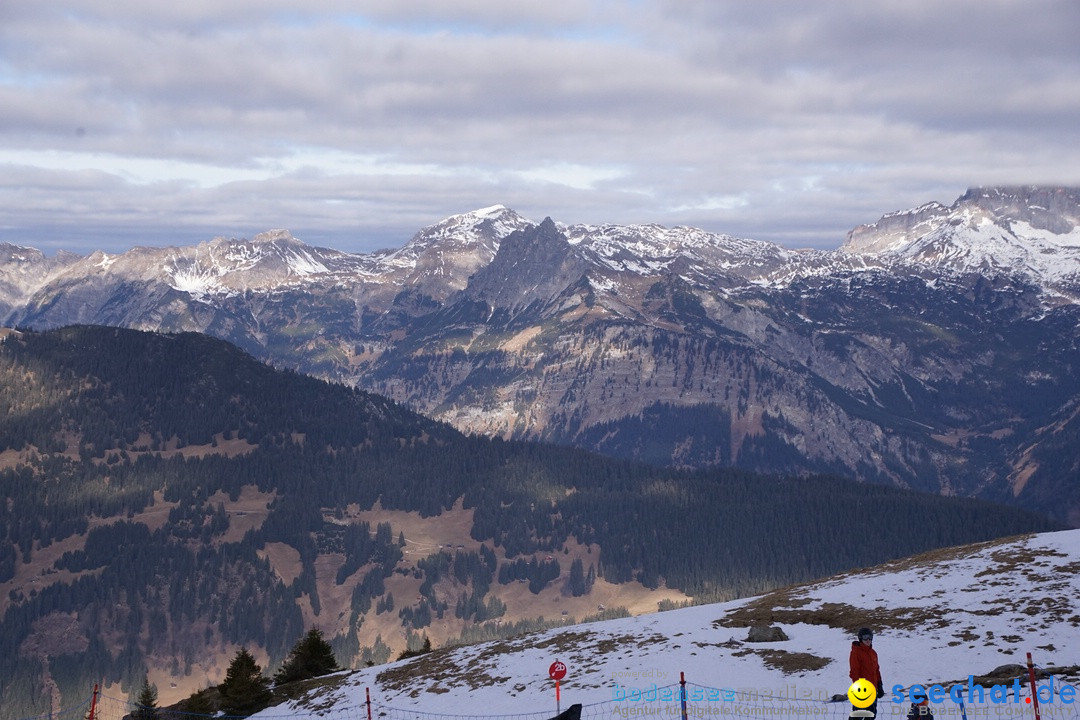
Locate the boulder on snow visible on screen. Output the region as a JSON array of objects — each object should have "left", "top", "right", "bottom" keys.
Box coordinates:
[{"left": 746, "top": 625, "right": 789, "bottom": 642}]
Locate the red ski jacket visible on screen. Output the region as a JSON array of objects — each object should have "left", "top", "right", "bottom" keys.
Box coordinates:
[{"left": 849, "top": 640, "right": 882, "bottom": 687}]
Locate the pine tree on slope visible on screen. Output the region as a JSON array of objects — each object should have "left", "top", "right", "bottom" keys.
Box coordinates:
[
  {"left": 274, "top": 628, "right": 341, "bottom": 686},
  {"left": 219, "top": 647, "right": 272, "bottom": 717},
  {"left": 133, "top": 676, "right": 158, "bottom": 720}
]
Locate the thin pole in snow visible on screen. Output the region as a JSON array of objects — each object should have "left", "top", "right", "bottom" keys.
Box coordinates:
[
  {"left": 88, "top": 684, "right": 99, "bottom": 720},
  {"left": 680, "top": 671, "right": 688, "bottom": 720},
  {"left": 1026, "top": 653, "right": 1042, "bottom": 720}
]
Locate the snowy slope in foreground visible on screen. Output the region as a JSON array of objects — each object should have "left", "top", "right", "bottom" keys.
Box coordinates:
[{"left": 271, "top": 530, "right": 1080, "bottom": 719}]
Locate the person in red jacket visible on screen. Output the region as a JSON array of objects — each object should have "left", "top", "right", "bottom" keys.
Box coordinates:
[{"left": 849, "top": 627, "right": 883, "bottom": 715}]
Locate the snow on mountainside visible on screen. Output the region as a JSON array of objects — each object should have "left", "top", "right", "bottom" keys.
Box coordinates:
[
  {"left": 372, "top": 205, "right": 535, "bottom": 297},
  {"left": 560, "top": 221, "right": 794, "bottom": 280},
  {"left": 843, "top": 187, "right": 1080, "bottom": 300},
  {"left": 266, "top": 529, "right": 1080, "bottom": 719},
  {"left": 163, "top": 230, "right": 373, "bottom": 297},
  {"left": 162, "top": 206, "right": 534, "bottom": 299}
]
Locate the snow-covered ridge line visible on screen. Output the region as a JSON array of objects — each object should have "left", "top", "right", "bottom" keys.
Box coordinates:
[{"left": 4, "top": 187, "right": 1080, "bottom": 309}]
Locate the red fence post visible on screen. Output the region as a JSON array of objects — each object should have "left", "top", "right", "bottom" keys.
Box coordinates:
[
  {"left": 366, "top": 687, "right": 373, "bottom": 720},
  {"left": 680, "top": 671, "right": 688, "bottom": 720},
  {"left": 88, "top": 684, "right": 99, "bottom": 720},
  {"left": 1026, "top": 653, "right": 1042, "bottom": 720}
]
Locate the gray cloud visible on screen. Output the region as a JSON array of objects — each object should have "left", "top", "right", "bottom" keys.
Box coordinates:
[{"left": 2, "top": 1, "right": 1078, "bottom": 254}]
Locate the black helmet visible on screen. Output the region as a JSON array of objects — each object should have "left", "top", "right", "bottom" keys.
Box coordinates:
[{"left": 858, "top": 627, "right": 873, "bottom": 641}]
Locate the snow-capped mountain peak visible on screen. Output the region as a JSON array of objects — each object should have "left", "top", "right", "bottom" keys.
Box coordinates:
[
  {"left": 371, "top": 206, "right": 536, "bottom": 295},
  {"left": 393, "top": 205, "right": 535, "bottom": 257},
  {"left": 250, "top": 228, "right": 295, "bottom": 243},
  {"left": 471, "top": 203, "right": 511, "bottom": 218},
  {"left": 839, "top": 187, "right": 1080, "bottom": 297}
]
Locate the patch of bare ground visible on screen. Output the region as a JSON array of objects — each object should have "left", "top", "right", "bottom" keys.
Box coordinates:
[
  {"left": 0, "top": 531, "right": 107, "bottom": 614},
  {"left": 715, "top": 595, "right": 950, "bottom": 635},
  {"left": 272, "top": 672, "right": 353, "bottom": 713},
  {"left": 203, "top": 485, "right": 275, "bottom": 543},
  {"left": 124, "top": 489, "right": 180, "bottom": 533},
  {"left": 359, "top": 571, "right": 425, "bottom": 649},
  {"left": 973, "top": 543, "right": 1067, "bottom": 578},
  {"left": 376, "top": 629, "right": 668, "bottom": 697},
  {"left": 346, "top": 498, "right": 477, "bottom": 557},
  {"left": 259, "top": 542, "right": 302, "bottom": 586},
  {"left": 304, "top": 552, "right": 353, "bottom": 631},
  {"left": 84, "top": 433, "right": 260, "bottom": 466},
  {"left": 752, "top": 649, "right": 832, "bottom": 675},
  {"left": 492, "top": 569, "right": 685, "bottom": 627},
  {"left": 172, "top": 434, "right": 259, "bottom": 459},
  {"left": 0, "top": 447, "right": 35, "bottom": 470}
]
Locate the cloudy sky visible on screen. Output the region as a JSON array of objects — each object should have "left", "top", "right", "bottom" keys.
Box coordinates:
[{"left": 2, "top": 1, "right": 1078, "bottom": 255}]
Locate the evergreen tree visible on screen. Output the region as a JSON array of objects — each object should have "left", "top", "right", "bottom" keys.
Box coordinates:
[
  {"left": 396, "top": 635, "right": 432, "bottom": 660},
  {"left": 133, "top": 676, "right": 158, "bottom": 720},
  {"left": 273, "top": 628, "right": 340, "bottom": 686},
  {"left": 567, "top": 558, "right": 586, "bottom": 596},
  {"left": 219, "top": 648, "right": 271, "bottom": 717}
]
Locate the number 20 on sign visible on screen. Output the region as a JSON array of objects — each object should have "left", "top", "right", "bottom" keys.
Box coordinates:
[{"left": 549, "top": 660, "right": 567, "bottom": 713}]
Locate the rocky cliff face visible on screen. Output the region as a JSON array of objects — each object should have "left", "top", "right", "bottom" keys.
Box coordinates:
[
  {"left": 4, "top": 188, "right": 1080, "bottom": 524},
  {"left": 0, "top": 244, "right": 80, "bottom": 318}
]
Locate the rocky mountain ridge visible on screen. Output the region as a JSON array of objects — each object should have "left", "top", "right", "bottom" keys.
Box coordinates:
[
  {"left": 5, "top": 187, "right": 1078, "bottom": 310},
  {"left": 3, "top": 186, "right": 1080, "bottom": 524}
]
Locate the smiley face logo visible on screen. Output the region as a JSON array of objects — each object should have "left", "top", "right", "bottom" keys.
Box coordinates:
[{"left": 848, "top": 678, "right": 877, "bottom": 708}]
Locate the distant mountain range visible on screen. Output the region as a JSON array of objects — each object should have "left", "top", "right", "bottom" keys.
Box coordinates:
[{"left": 3, "top": 187, "right": 1080, "bottom": 524}]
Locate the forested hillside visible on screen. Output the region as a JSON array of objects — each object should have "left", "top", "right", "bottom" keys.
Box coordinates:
[{"left": 0, "top": 326, "right": 1060, "bottom": 719}]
